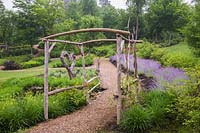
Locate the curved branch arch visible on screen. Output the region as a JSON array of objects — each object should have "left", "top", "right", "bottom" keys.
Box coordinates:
[{"left": 42, "top": 28, "right": 130, "bottom": 40}]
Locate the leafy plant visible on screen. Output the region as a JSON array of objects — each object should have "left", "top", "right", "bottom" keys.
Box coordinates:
[
  {"left": 120, "top": 90, "right": 176, "bottom": 132},
  {"left": 3, "top": 60, "right": 21, "bottom": 70},
  {"left": 120, "top": 104, "right": 152, "bottom": 132}
]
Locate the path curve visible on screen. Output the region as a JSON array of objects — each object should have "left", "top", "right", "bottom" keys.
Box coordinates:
[
  {"left": 33, "top": 44, "right": 44, "bottom": 57},
  {"left": 28, "top": 59, "right": 117, "bottom": 133}
]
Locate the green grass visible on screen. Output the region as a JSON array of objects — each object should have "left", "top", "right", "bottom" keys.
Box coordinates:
[
  {"left": 0, "top": 59, "right": 65, "bottom": 83},
  {"left": 162, "top": 42, "right": 194, "bottom": 57}
]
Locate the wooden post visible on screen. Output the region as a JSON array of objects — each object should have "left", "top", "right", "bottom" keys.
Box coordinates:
[
  {"left": 116, "top": 34, "right": 122, "bottom": 125},
  {"left": 80, "top": 45, "right": 87, "bottom": 83},
  {"left": 44, "top": 41, "right": 49, "bottom": 120}
]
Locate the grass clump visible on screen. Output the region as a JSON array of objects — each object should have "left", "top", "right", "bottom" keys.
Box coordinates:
[{"left": 120, "top": 90, "right": 175, "bottom": 132}]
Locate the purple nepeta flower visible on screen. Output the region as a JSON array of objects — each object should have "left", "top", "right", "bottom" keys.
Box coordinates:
[{"left": 110, "top": 54, "right": 188, "bottom": 89}]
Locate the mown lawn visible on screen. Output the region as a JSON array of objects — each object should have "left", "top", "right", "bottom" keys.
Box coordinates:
[
  {"left": 0, "top": 59, "right": 64, "bottom": 83},
  {"left": 162, "top": 42, "right": 194, "bottom": 57}
]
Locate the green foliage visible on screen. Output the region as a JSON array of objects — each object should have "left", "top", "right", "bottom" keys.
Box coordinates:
[
  {"left": 3, "top": 60, "right": 21, "bottom": 70},
  {"left": 120, "top": 90, "right": 175, "bottom": 132},
  {"left": 137, "top": 41, "right": 165, "bottom": 61},
  {"left": 185, "top": 1, "right": 200, "bottom": 56},
  {"left": 91, "top": 45, "right": 115, "bottom": 57},
  {"left": 78, "top": 15, "right": 104, "bottom": 41},
  {"left": 166, "top": 66, "right": 200, "bottom": 131},
  {"left": 146, "top": 0, "right": 190, "bottom": 45},
  {"left": 20, "top": 57, "right": 45, "bottom": 69},
  {"left": 76, "top": 55, "right": 94, "bottom": 67},
  {"left": 52, "top": 19, "right": 76, "bottom": 34},
  {"left": 137, "top": 42, "right": 200, "bottom": 68},
  {"left": 0, "top": 55, "right": 32, "bottom": 65},
  {"left": 161, "top": 53, "right": 197, "bottom": 68},
  {"left": 0, "top": 69, "right": 91, "bottom": 132},
  {"left": 143, "top": 91, "right": 175, "bottom": 128},
  {"left": 0, "top": 90, "right": 86, "bottom": 132},
  {"left": 101, "top": 5, "right": 119, "bottom": 38},
  {"left": 80, "top": 0, "right": 98, "bottom": 16},
  {"left": 120, "top": 105, "right": 152, "bottom": 132},
  {"left": 137, "top": 42, "right": 157, "bottom": 59},
  {"left": 0, "top": 47, "right": 32, "bottom": 58},
  {"left": 52, "top": 55, "right": 94, "bottom": 68},
  {"left": 160, "top": 43, "right": 200, "bottom": 68},
  {"left": 0, "top": 96, "right": 44, "bottom": 132},
  {"left": 50, "top": 44, "right": 80, "bottom": 58}
]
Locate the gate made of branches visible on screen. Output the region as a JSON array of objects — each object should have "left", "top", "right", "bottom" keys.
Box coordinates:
[{"left": 42, "top": 28, "right": 142, "bottom": 124}]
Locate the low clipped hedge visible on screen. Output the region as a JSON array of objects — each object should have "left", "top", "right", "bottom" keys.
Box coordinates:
[
  {"left": 20, "top": 57, "right": 45, "bottom": 69},
  {"left": 1, "top": 56, "right": 44, "bottom": 70}
]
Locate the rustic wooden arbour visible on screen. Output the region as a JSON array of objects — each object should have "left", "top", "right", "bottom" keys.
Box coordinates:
[{"left": 42, "top": 28, "right": 142, "bottom": 124}]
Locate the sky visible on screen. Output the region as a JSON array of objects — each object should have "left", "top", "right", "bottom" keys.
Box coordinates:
[{"left": 2, "top": 0, "right": 193, "bottom": 10}]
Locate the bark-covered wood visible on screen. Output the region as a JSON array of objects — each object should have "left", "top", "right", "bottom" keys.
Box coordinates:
[
  {"left": 88, "top": 82, "right": 100, "bottom": 94},
  {"left": 46, "top": 38, "right": 143, "bottom": 46},
  {"left": 87, "top": 76, "right": 99, "bottom": 84},
  {"left": 48, "top": 85, "right": 85, "bottom": 96},
  {"left": 60, "top": 51, "right": 77, "bottom": 80},
  {"left": 116, "top": 35, "right": 122, "bottom": 125},
  {"left": 42, "top": 28, "right": 130, "bottom": 40},
  {"left": 46, "top": 39, "right": 82, "bottom": 45},
  {"left": 48, "top": 42, "right": 56, "bottom": 53},
  {"left": 44, "top": 41, "right": 49, "bottom": 120},
  {"left": 80, "top": 45, "right": 87, "bottom": 83}
]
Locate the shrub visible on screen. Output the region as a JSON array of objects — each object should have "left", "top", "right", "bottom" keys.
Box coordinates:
[
  {"left": 20, "top": 61, "right": 42, "bottom": 69},
  {"left": 20, "top": 57, "right": 45, "bottom": 69},
  {"left": 3, "top": 60, "right": 21, "bottom": 70},
  {"left": 120, "top": 90, "right": 175, "bottom": 132},
  {"left": 143, "top": 91, "right": 175, "bottom": 127},
  {"left": 76, "top": 55, "right": 94, "bottom": 67},
  {"left": 52, "top": 60, "right": 63, "bottom": 68},
  {"left": 38, "top": 41, "right": 44, "bottom": 49},
  {"left": 120, "top": 105, "right": 152, "bottom": 132},
  {"left": 1, "top": 55, "right": 32, "bottom": 65},
  {"left": 167, "top": 66, "right": 200, "bottom": 131},
  {"left": 52, "top": 55, "right": 94, "bottom": 68},
  {"left": 161, "top": 53, "right": 197, "bottom": 68},
  {"left": 150, "top": 48, "right": 165, "bottom": 62},
  {"left": 137, "top": 42, "right": 156, "bottom": 59},
  {"left": 91, "top": 45, "right": 115, "bottom": 57}
]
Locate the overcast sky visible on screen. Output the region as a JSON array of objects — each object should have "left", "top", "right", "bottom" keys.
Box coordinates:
[{"left": 2, "top": 0, "right": 193, "bottom": 10}]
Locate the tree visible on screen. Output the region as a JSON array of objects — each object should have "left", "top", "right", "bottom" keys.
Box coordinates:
[
  {"left": 80, "top": 0, "right": 98, "bottom": 16},
  {"left": 186, "top": 0, "right": 200, "bottom": 56},
  {"left": 65, "top": 1, "right": 81, "bottom": 23},
  {"left": 78, "top": 15, "right": 103, "bottom": 41},
  {"left": 101, "top": 5, "right": 118, "bottom": 29},
  {"left": 146, "top": 0, "right": 190, "bottom": 45},
  {"left": 126, "top": 0, "right": 147, "bottom": 38},
  {"left": 13, "top": 0, "right": 65, "bottom": 45},
  {"left": 0, "top": 1, "right": 17, "bottom": 45}
]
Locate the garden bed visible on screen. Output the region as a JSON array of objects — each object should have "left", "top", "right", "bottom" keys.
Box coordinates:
[{"left": 0, "top": 69, "right": 99, "bottom": 132}]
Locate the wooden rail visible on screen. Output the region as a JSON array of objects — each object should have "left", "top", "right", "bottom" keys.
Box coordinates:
[{"left": 42, "top": 28, "right": 130, "bottom": 40}]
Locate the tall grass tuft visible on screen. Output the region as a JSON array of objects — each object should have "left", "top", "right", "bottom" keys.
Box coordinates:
[{"left": 120, "top": 90, "right": 175, "bottom": 132}]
